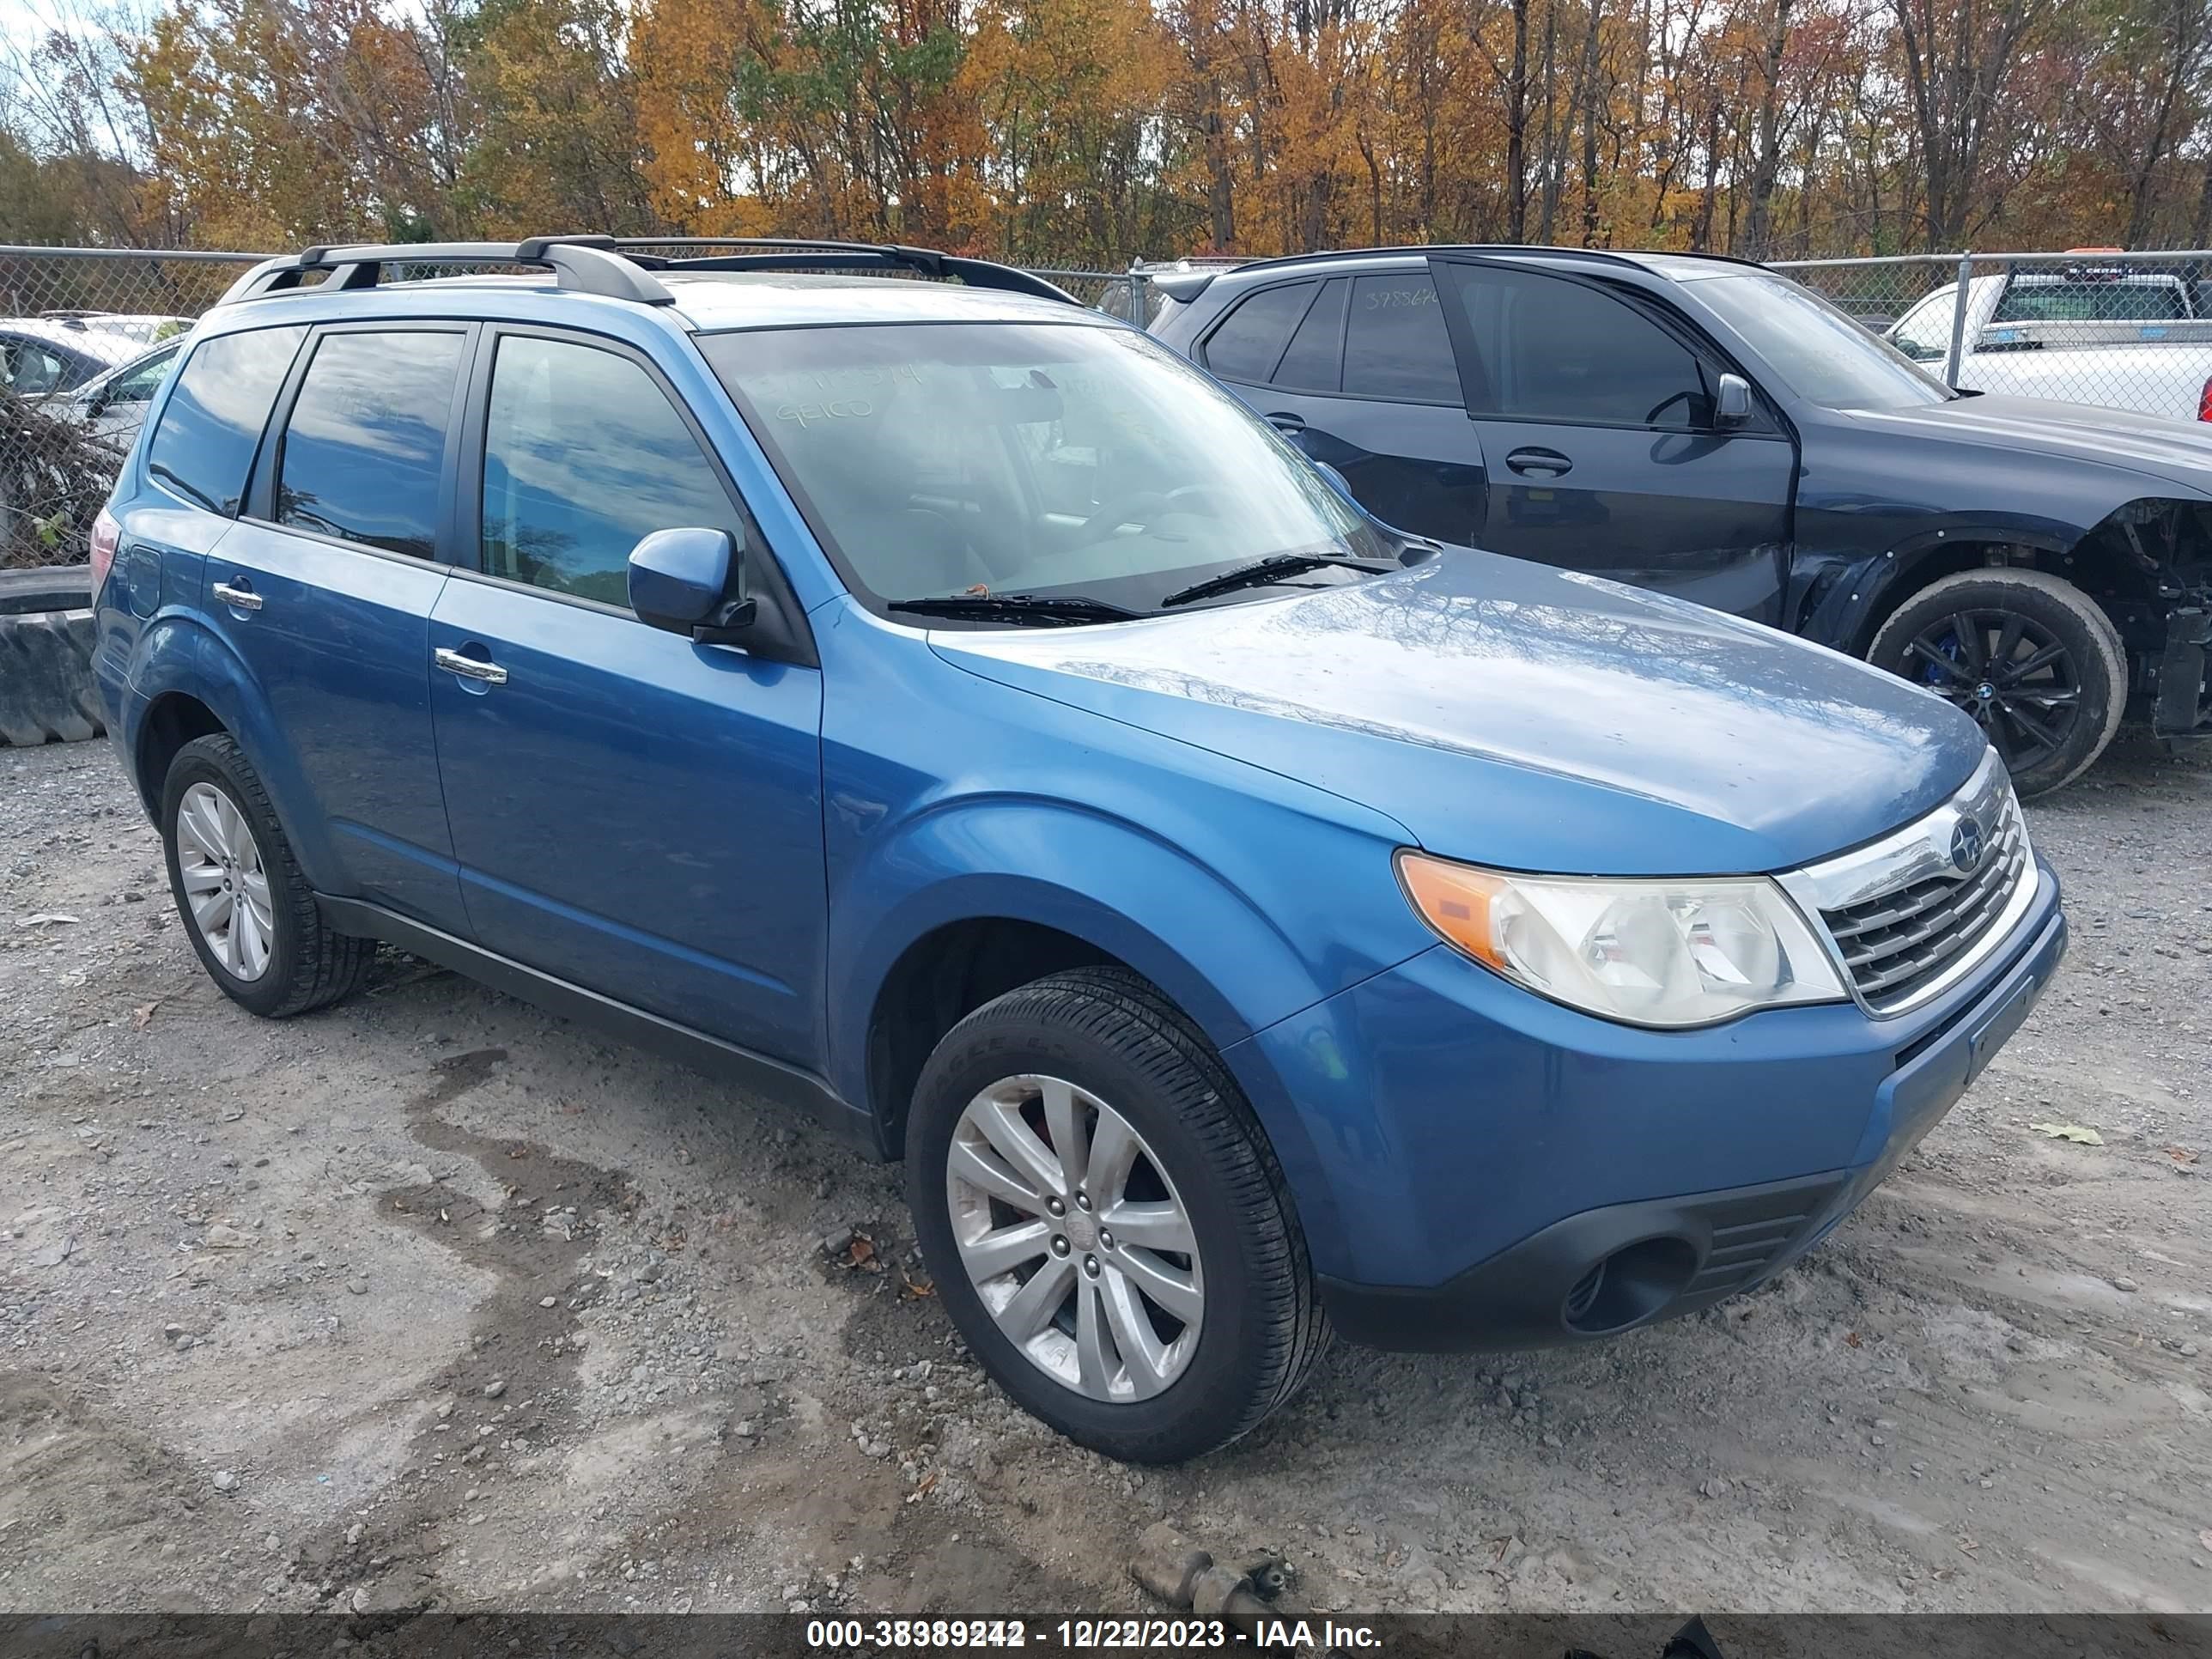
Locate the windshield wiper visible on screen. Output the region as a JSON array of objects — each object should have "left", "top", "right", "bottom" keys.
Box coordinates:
[
  {"left": 887, "top": 592, "right": 1144, "bottom": 627},
  {"left": 1160, "top": 552, "right": 1397, "bottom": 609}
]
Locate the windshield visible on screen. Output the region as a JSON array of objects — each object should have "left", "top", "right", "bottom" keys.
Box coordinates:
[
  {"left": 700, "top": 321, "right": 1392, "bottom": 616},
  {"left": 1692, "top": 270, "right": 1954, "bottom": 410}
]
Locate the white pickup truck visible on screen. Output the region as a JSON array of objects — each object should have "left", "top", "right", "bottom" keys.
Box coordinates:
[{"left": 1885, "top": 264, "right": 2212, "bottom": 422}]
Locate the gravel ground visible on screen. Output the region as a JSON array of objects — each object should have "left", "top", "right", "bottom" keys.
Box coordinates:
[{"left": 2, "top": 732, "right": 2209, "bottom": 1620}]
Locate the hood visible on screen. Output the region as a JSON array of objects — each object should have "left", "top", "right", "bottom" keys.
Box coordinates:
[
  {"left": 1856, "top": 395, "right": 2212, "bottom": 496},
  {"left": 930, "top": 552, "right": 1988, "bottom": 876}
]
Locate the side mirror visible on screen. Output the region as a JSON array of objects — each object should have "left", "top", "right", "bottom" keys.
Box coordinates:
[
  {"left": 629, "top": 527, "right": 756, "bottom": 643},
  {"left": 1310, "top": 459, "right": 1358, "bottom": 505},
  {"left": 1713, "top": 373, "right": 1753, "bottom": 429}
]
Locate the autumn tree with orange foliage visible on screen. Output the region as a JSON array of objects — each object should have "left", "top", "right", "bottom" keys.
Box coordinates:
[{"left": 7, "top": 0, "right": 2212, "bottom": 261}]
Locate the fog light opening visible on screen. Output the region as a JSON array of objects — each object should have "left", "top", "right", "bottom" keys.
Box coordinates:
[{"left": 1561, "top": 1237, "right": 1698, "bottom": 1334}]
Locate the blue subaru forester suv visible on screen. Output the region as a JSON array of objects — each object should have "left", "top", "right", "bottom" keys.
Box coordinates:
[{"left": 90, "top": 236, "right": 2066, "bottom": 1463}]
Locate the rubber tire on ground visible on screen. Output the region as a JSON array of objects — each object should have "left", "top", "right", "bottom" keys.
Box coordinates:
[
  {"left": 905, "top": 966, "right": 1329, "bottom": 1464},
  {"left": 160, "top": 733, "right": 376, "bottom": 1018},
  {"left": 1867, "top": 567, "right": 2128, "bottom": 799},
  {"left": 0, "top": 565, "right": 103, "bottom": 746}
]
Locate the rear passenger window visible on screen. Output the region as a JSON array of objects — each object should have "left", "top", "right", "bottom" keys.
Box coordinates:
[
  {"left": 276, "top": 331, "right": 463, "bottom": 558},
  {"left": 1273, "top": 277, "right": 1347, "bottom": 391},
  {"left": 1343, "top": 274, "right": 1460, "bottom": 402},
  {"left": 480, "top": 334, "right": 743, "bottom": 609},
  {"left": 144, "top": 325, "right": 307, "bottom": 515},
  {"left": 1203, "top": 283, "right": 1316, "bottom": 384}
]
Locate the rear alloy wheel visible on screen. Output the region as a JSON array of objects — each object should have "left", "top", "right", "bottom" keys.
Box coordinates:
[
  {"left": 1868, "top": 568, "right": 2127, "bottom": 798},
  {"left": 906, "top": 967, "right": 1328, "bottom": 1463},
  {"left": 176, "top": 780, "right": 276, "bottom": 981},
  {"left": 160, "top": 733, "right": 376, "bottom": 1018}
]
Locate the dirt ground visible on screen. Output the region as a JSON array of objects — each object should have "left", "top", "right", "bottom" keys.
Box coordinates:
[{"left": 2, "top": 731, "right": 2209, "bottom": 1622}]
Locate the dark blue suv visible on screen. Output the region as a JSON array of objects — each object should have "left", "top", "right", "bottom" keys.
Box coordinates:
[
  {"left": 90, "top": 236, "right": 2066, "bottom": 1463},
  {"left": 1150, "top": 246, "right": 2212, "bottom": 798}
]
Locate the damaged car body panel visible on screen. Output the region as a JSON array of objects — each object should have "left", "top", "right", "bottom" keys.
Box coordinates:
[{"left": 1791, "top": 452, "right": 2212, "bottom": 743}]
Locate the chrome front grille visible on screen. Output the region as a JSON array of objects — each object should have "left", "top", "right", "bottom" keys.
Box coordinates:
[
  {"left": 1778, "top": 750, "right": 2037, "bottom": 1018},
  {"left": 1821, "top": 795, "right": 2027, "bottom": 1006}
]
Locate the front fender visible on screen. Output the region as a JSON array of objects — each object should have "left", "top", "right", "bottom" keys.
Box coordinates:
[
  {"left": 128, "top": 611, "right": 346, "bottom": 891},
  {"left": 826, "top": 795, "right": 1424, "bottom": 1255},
  {"left": 827, "top": 791, "right": 1427, "bottom": 1097},
  {"left": 1800, "top": 521, "right": 2078, "bottom": 649}
]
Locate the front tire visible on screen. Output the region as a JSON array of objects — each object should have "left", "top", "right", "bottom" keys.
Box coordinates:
[
  {"left": 1867, "top": 567, "right": 2127, "bottom": 799},
  {"left": 160, "top": 733, "right": 374, "bottom": 1018},
  {"left": 905, "top": 968, "right": 1328, "bottom": 1463}
]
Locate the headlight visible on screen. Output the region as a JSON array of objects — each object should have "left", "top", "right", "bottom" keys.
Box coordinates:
[{"left": 1396, "top": 851, "right": 1848, "bottom": 1028}]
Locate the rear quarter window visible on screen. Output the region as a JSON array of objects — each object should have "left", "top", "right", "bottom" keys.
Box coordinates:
[
  {"left": 1202, "top": 282, "right": 1317, "bottom": 383},
  {"left": 144, "top": 326, "right": 307, "bottom": 515}
]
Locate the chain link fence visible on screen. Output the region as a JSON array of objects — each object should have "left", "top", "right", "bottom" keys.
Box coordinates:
[
  {"left": 10, "top": 240, "right": 2212, "bottom": 569},
  {"left": 1776, "top": 249, "right": 2212, "bottom": 421},
  {"left": 0, "top": 246, "right": 1141, "bottom": 568}
]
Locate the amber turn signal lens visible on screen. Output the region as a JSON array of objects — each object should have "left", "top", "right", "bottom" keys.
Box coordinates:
[{"left": 1395, "top": 852, "right": 1510, "bottom": 970}]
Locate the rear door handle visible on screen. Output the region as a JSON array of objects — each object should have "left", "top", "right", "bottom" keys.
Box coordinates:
[
  {"left": 434, "top": 647, "right": 508, "bottom": 686},
  {"left": 1504, "top": 447, "right": 1572, "bottom": 477},
  {"left": 211, "top": 580, "right": 261, "bottom": 613},
  {"left": 1266, "top": 411, "right": 1306, "bottom": 434}
]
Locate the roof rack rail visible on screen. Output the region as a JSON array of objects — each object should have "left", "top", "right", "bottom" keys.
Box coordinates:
[
  {"left": 598, "top": 237, "right": 1078, "bottom": 304},
  {"left": 219, "top": 237, "right": 674, "bottom": 306},
  {"left": 218, "top": 233, "right": 1080, "bottom": 308},
  {"left": 1152, "top": 242, "right": 1770, "bottom": 301}
]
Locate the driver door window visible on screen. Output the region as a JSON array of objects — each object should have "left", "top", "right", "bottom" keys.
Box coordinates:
[{"left": 1446, "top": 264, "right": 1712, "bottom": 428}]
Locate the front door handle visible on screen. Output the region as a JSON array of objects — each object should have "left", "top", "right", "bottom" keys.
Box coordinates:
[
  {"left": 211, "top": 580, "right": 262, "bottom": 612},
  {"left": 434, "top": 647, "right": 508, "bottom": 686},
  {"left": 1266, "top": 411, "right": 1307, "bottom": 434},
  {"left": 1504, "top": 447, "right": 1572, "bottom": 478}
]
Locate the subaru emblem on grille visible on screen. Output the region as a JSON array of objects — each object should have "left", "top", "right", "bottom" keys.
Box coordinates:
[{"left": 1949, "top": 815, "right": 1984, "bottom": 873}]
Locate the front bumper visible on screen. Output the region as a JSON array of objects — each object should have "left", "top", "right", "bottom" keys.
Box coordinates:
[{"left": 1224, "top": 864, "right": 2066, "bottom": 1352}]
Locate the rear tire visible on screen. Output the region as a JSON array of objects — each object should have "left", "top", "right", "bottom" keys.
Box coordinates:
[
  {"left": 905, "top": 967, "right": 1328, "bottom": 1463},
  {"left": 160, "top": 733, "right": 374, "bottom": 1018},
  {"left": 1868, "top": 568, "right": 2126, "bottom": 799}
]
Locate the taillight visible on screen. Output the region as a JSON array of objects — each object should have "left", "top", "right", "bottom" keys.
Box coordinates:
[
  {"left": 2198, "top": 377, "right": 2212, "bottom": 422},
  {"left": 88, "top": 507, "right": 121, "bottom": 596}
]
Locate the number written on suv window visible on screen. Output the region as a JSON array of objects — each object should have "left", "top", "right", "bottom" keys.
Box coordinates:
[
  {"left": 144, "top": 326, "right": 307, "bottom": 515},
  {"left": 481, "top": 335, "right": 746, "bottom": 608},
  {"left": 1343, "top": 274, "right": 1459, "bottom": 402},
  {"left": 276, "top": 331, "right": 463, "bottom": 558}
]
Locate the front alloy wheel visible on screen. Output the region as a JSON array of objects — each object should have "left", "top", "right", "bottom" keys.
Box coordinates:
[
  {"left": 906, "top": 967, "right": 1328, "bottom": 1463},
  {"left": 1868, "top": 568, "right": 2128, "bottom": 798},
  {"left": 1899, "top": 609, "right": 2081, "bottom": 769},
  {"left": 946, "top": 1073, "right": 1204, "bottom": 1402}
]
